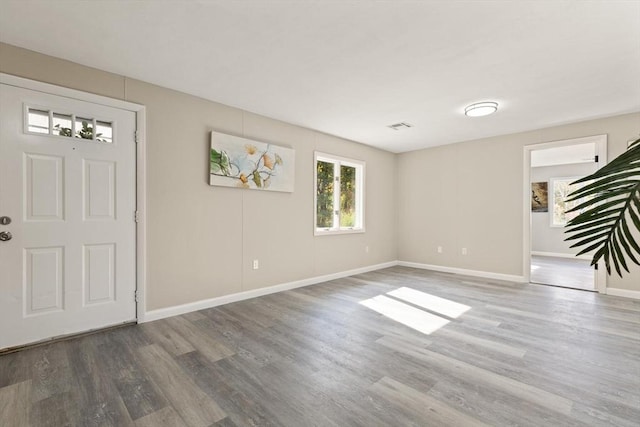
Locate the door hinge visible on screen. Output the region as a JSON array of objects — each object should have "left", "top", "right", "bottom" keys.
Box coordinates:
[
  {"left": 134, "top": 210, "right": 140, "bottom": 223},
  {"left": 134, "top": 130, "right": 140, "bottom": 144},
  {"left": 594, "top": 155, "right": 599, "bottom": 163},
  {"left": 134, "top": 290, "right": 139, "bottom": 303},
  {"left": 594, "top": 263, "right": 598, "bottom": 270}
]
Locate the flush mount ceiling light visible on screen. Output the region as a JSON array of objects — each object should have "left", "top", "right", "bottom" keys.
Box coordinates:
[
  {"left": 464, "top": 101, "right": 498, "bottom": 117},
  {"left": 387, "top": 122, "right": 413, "bottom": 130}
]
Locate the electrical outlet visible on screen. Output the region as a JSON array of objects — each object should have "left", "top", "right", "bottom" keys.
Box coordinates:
[
  {"left": 252, "top": 259, "right": 259, "bottom": 270},
  {"left": 461, "top": 248, "right": 468, "bottom": 255},
  {"left": 437, "top": 246, "right": 443, "bottom": 253}
]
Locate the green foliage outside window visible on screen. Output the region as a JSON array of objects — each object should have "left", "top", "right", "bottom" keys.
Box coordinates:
[
  {"left": 54, "top": 121, "right": 104, "bottom": 141},
  {"left": 340, "top": 165, "right": 356, "bottom": 227},
  {"left": 316, "top": 161, "right": 334, "bottom": 228}
]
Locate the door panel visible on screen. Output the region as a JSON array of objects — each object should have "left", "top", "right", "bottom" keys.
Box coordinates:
[
  {"left": 83, "top": 243, "right": 116, "bottom": 304},
  {"left": 24, "top": 153, "right": 65, "bottom": 221},
  {"left": 25, "top": 246, "right": 64, "bottom": 314},
  {"left": 83, "top": 159, "right": 116, "bottom": 220},
  {"left": 0, "top": 83, "right": 137, "bottom": 350}
]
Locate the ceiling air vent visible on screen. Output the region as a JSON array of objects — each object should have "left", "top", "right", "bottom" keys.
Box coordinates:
[{"left": 387, "top": 122, "right": 413, "bottom": 130}]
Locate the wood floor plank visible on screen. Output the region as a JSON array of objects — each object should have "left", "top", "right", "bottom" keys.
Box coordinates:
[
  {"left": 199, "top": 355, "right": 316, "bottom": 426},
  {"left": 30, "top": 342, "right": 73, "bottom": 403},
  {"left": 0, "top": 380, "right": 31, "bottom": 426},
  {"left": 30, "top": 391, "right": 78, "bottom": 427},
  {"left": 370, "top": 376, "right": 490, "bottom": 427},
  {"left": 96, "top": 329, "right": 168, "bottom": 421},
  {"left": 182, "top": 311, "right": 208, "bottom": 322},
  {"left": 211, "top": 417, "right": 238, "bottom": 427},
  {"left": 376, "top": 334, "right": 574, "bottom": 416},
  {"left": 425, "top": 336, "right": 640, "bottom": 422},
  {"left": 306, "top": 359, "right": 441, "bottom": 426},
  {"left": 213, "top": 417, "right": 239, "bottom": 427},
  {"left": 139, "top": 321, "right": 195, "bottom": 357},
  {"left": 457, "top": 311, "right": 502, "bottom": 328},
  {"left": 134, "top": 406, "right": 187, "bottom": 427},
  {"left": 175, "top": 351, "right": 279, "bottom": 427},
  {"left": 66, "top": 336, "right": 135, "bottom": 426},
  {"left": 485, "top": 303, "right": 640, "bottom": 340},
  {"left": 137, "top": 344, "right": 226, "bottom": 426},
  {"left": 194, "top": 312, "right": 286, "bottom": 368},
  {"left": 164, "top": 316, "right": 235, "bottom": 363},
  {"left": 240, "top": 359, "right": 343, "bottom": 427},
  {"left": 570, "top": 401, "right": 640, "bottom": 427},
  {"left": 493, "top": 310, "right": 640, "bottom": 357},
  {"left": 0, "top": 350, "right": 32, "bottom": 388},
  {"left": 434, "top": 328, "right": 527, "bottom": 358},
  {"left": 218, "top": 301, "right": 279, "bottom": 329},
  {"left": 426, "top": 376, "right": 586, "bottom": 427}
]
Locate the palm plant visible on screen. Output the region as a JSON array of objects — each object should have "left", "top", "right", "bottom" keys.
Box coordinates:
[{"left": 564, "top": 137, "right": 640, "bottom": 276}]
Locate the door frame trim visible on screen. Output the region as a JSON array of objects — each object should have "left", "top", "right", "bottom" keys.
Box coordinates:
[
  {"left": 522, "top": 134, "right": 608, "bottom": 293},
  {"left": 1, "top": 73, "right": 148, "bottom": 322}
]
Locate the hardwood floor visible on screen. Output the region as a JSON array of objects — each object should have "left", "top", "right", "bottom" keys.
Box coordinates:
[
  {"left": 530, "top": 255, "right": 595, "bottom": 291},
  {"left": 1, "top": 266, "right": 639, "bottom": 426}
]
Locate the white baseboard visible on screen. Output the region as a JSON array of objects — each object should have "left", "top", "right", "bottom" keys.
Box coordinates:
[
  {"left": 606, "top": 287, "right": 640, "bottom": 300},
  {"left": 143, "top": 261, "right": 398, "bottom": 322},
  {"left": 531, "top": 251, "right": 591, "bottom": 260},
  {"left": 397, "top": 261, "right": 526, "bottom": 283}
]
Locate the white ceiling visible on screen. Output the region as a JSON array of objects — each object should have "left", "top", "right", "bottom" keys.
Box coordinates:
[{"left": 1, "top": 1, "right": 639, "bottom": 153}]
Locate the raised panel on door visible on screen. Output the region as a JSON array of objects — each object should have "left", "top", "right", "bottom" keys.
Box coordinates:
[
  {"left": 24, "top": 246, "right": 64, "bottom": 315},
  {"left": 83, "top": 243, "right": 116, "bottom": 305},
  {"left": 24, "top": 153, "right": 65, "bottom": 221},
  {"left": 83, "top": 159, "right": 116, "bottom": 220}
]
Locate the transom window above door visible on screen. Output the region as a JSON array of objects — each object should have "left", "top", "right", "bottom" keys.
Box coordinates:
[{"left": 25, "top": 106, "right": 114, "bottom": 143}]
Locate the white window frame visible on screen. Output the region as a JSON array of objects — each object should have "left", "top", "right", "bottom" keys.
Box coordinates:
[
  {"left": 314, "top": 151, "right": 365, "bottom": 235},
  {"left": 550, "top": 176, "right": 585, "bottom": 227}
]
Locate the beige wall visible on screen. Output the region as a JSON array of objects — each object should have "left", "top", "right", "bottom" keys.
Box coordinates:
[
  {"left": 0, "top": 43, "right": 398, "bottom": 311},
  {"left": 2, "top": 42, "right": 638, "bottom": 302},
  {"left": 398, "top": 113, "right": 640, "bottom": 291}
]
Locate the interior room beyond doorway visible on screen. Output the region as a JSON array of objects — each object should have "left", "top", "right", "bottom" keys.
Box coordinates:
[{"left": 529, "top": 139, "right": 602, "bottom": 292}]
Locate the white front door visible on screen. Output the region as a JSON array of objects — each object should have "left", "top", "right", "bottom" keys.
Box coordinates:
[{"left": 0, "top": 83, "right": 137, "bottom": 350}]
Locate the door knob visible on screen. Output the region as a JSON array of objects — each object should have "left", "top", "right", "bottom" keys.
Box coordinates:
[{"left": 0, "top": 231, "right": 12, "bottom": 241}]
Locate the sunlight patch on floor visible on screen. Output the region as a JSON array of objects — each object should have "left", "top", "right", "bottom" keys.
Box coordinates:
[
  {"left": 387, "top": 287, "right": 471, "bottom": 318},
  {"left": 359, "top": 287, "right": 473, "bottom": 335},
  {"left": 359, "top": 295, "right": 450, "bottom": 335}
]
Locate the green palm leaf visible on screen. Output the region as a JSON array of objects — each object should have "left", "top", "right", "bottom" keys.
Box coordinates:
[{"left": 564, "top": 137, "right": 640, "bottom": 276}]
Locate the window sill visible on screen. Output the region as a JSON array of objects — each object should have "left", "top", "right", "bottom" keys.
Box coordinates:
[{"left": 314, "top": 228, "right": 365, "bottom": 236}]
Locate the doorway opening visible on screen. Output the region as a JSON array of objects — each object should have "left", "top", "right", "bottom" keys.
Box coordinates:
[{"left": 523, "top": 135, "right": 608, "bottom": 292}]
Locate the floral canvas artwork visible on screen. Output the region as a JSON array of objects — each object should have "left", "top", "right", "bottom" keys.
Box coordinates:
[{"left": 210, "top": 131, "right": 295, "bottom": 192}]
